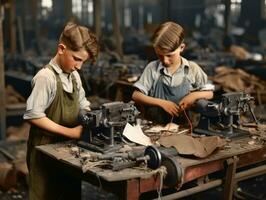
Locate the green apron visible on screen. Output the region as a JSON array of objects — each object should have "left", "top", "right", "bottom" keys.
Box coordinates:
[{"left": 26, "top": 65, "right": 81, "bottom": 200}]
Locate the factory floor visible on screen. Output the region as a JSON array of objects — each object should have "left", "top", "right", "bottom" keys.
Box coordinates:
[{"left": 0, "top": 174, "right": 265, "bottom": 200}]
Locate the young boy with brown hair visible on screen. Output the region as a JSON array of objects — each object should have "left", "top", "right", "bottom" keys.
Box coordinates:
[
  {"left": 132, "top": 21, "right": 214, "bottom": 124},
  {"left": 24, "top": 22, "right": 98, "bottom": 200}
]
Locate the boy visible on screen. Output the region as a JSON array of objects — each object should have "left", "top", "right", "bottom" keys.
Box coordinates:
[
  {"left": 132, "top": 21, "right": 213, "bottom": 124},
  {"left": 24, "top": 22, "right": 98, "bottom": 200}
]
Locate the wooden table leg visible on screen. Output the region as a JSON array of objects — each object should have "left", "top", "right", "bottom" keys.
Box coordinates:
[
  {"left": 223, "top": 156, "right": 238, "bottom": 200},
  {"left": 125, "top": 179, "right": 140, "bottom": 200}
]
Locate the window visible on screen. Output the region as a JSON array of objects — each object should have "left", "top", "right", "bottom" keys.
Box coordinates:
[
  {"left": 231, "top": 0, "right": 242, "bottom": 22},
  {"left": 41, "top": 0, "right": 53, "bottom": 18}
]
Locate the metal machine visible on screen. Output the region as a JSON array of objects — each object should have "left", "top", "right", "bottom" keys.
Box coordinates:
[
  {"left": 78, "top": 101, "right": 140, "bottom": 152},
  {"left": 78, "top": 101, "right": 182, "bottom": 186},
  {"left": 194, "top": 92, "right": 258, "bottom": 138},
  {"left": 89, "top": 145, "right": 182, "bottom": 187}
]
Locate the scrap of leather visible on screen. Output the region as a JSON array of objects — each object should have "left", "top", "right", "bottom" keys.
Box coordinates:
[
  {"left": 158, "top": 135, "right": 227, "bottom": 158},
  {"left": 210, "top": 66, "right": 266, "bottom": 93}
]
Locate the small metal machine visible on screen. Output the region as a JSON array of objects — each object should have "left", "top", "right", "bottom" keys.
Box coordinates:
[
  {"left": 78, "top": 101, "right": 140, "bottom": 152},
  {"left": 194, "top": 92, "right": 258, "bottom": 138},
  {"left": 89, "top": 145, "right": 182, "bottom": 187}
]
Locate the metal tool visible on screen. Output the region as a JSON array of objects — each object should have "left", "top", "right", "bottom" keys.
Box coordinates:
[
  {"left": 78, "top": 101, "right": 140, "bottom": 153},
  {"left": 194, "top": 92, "right": 258, "bottom": 138},
  {"left": 161, "top": 156, "right": 183, "bottom": 187},
  {"left": 111, "top": 145, "right": 182, "bottom": 187}
]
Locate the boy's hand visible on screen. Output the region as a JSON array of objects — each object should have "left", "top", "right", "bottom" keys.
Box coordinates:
[
  {"left": 70, "top": 125, "right": 84, "bottom": 139},
  {"left": 178, "top": 94, "right": 196, "bottom": 110},
  {"left": 160, "top": 99, "right": 180, "bottom": 116}
]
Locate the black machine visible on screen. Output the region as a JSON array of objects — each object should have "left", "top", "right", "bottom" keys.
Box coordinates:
[
  {"left": 194, "top": 92, "right": 258, "bottom": 138},
  {"left": 79, "top": 102, "right": 183, "bottom": 186},
  {"left": 90, "top": 145, "right": 182, "bottom": 187},
  {"left": 78, "top": 101, "right": 140, "bottom": 152}
]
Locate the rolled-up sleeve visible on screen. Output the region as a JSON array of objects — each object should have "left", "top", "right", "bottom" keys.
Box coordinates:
[
  {"left": 133, "top": 61, "right": 156, "bottom": 95},
  {"left": 189, "top": 61, "right": 215, "bottom": 91},
  {"left": 23, "top": 71, "right": 55, "bottom": 119}
]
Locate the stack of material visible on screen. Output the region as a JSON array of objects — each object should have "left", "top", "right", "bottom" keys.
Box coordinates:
[
  {"left": 210, "top": 66, "right": 266, "bottom": 103},
  {"left": 5, "top": 85, "right": 25, "bottom": 104},
  {"left": 0, "top": 140, "right": 27, "bottom": 190},
  {"left": 6, "top": 122, "right": 30, "bottom": 141}
]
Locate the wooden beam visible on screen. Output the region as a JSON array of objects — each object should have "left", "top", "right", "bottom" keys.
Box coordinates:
[
  {"left": 224, "top": 0, "right": 231, "bottom": 35},
  {"left": 64, "top": 0, "right": 73, "bottom": 21},
  {"left": 8, "top": 0, "right": 16, "bottom": 55},
  {"left": 17, "top": 16, "right": 25, "bottom": 55},
  {"left": 93, "top": 0, "right": 101, "bottom": 39},
  {"left": 111, "top": 0, "right": 123, "bottom": 59},
  {"left": 0, "top": 5, "right": 6, "bottom": 139},
  {"left": 30, "top": 0, "right": 42, "bottom": 55}
]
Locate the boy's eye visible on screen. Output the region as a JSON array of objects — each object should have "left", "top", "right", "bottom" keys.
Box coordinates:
[{"left": 73, "top": 56, "right": 82, "bottom": 62}]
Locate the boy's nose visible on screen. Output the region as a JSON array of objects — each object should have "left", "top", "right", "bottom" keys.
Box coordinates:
[
  {"left": 163, "top": 57, "right": 170, "bottom": 64},
  {"left": 75, "top": 64, "right": 82, "bottom": 70}
]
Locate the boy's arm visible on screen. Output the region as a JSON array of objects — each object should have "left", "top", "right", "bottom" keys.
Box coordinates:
[
  {"left": 179, "top": 90, "right": 213, "bottom": 110},
  {"left": 27, "top": 117, "right": 83, "bottom": 139},
  {"left": 132, "top": 90, "right": 180, "bottom": 116}
]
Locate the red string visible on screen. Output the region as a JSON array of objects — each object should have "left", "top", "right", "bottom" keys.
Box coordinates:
[{"left": 182, "top": 108, "right": 193, "bottom": 135}]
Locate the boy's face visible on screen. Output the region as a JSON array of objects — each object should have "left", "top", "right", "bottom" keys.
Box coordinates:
[
  {"left": 155, "top": 43, "right": 185, "bottom": 68},
  {"left": 58, "top": 44, "right": 89, "bottom": 73}
]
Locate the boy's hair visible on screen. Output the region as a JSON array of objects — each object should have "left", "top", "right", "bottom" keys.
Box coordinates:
[
  {"left": 59, "top": 22, "right": 99, "bottom": 62},
  {"left": 152, "top": 21, "right": 184, "bottom": 53}
]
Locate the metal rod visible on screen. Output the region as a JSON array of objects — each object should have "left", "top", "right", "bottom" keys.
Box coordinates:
[
  {"left": 235, "top": 165, "right": 266, "bottom": 182},
  {"left": 159, "top": 164, "right": 266, "bottom": 200},
  {"left": 159, "top": 180, "right": 222, "bottom": 200}
]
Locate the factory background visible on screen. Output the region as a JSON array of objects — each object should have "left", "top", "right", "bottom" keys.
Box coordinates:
[{"left": 0, "top": 0, "right": 266, "bottom": 199}]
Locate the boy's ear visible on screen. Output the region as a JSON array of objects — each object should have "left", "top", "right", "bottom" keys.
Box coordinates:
[
  {"left": 58, "top": 43, "right": 66, "bottom": 54},
  {"left": 180, "top": 43, "right": 186, "bottom": 52}
]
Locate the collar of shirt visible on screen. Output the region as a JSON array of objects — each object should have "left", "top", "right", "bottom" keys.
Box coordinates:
[
  {"left": 49, "top": 59, "right": 74, "bottom": 93},
  {"left": 49, "top": 59, "right": 73, "bottom": 78},
  {"left": 157, "top": 56, "right": 190, "bottom": 77}
]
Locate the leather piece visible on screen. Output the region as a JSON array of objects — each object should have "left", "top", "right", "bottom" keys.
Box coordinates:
[{"left": 158, "top": 135, "right": 227, "bottom": 158}]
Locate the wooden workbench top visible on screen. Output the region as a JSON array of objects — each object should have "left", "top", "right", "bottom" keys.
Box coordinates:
[{"left": 36, "top": 134, "right": 266, "bottom": 183}]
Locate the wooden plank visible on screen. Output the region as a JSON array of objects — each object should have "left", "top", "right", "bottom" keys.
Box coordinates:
[
  {"left": 184, "top": 160, "right": 224, "bottom": 183},
  {"left": 6, "top": 103, "right": 26, "bottom": 110},
  {"left": 36, "top": 135, "right": 266, "bottom": 184},
  {"left": 9, "top": 0, "right": 16, "bottom": 55},
  {"left": 126, "top": 179, "right": 140, "bottom": 200},
  {"left": 111, "top": 0, "right": 123, "bottom": 59},
  {"left": 93, "top": 0, "right": 101, "bottom": 38},
  {"left": 17, "top": 16, "right": 25, "bottom": 55},
  {"left": 36, "top": 142, "right": 158, "bottom": 182},
  {"left": 64, "top": 0, "right": 72, "bottom": 20},
  {"left": 0, "top": 5, "right": 6, "bottom": 139},
  {"left": 35, "top": 137, "right": 266, "bottom": 200}
]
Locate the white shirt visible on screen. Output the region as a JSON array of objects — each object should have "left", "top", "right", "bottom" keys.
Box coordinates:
[
  {"left": 134, "top": 56, "right": 214, "bottom": 95},
  {"left": 24, "top": 59, "right": 90, "bottom": 119}
]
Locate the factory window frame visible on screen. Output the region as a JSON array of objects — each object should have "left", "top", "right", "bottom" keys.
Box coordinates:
[
  {"left": 263, "top": 0, "right": 266, "bottom": 19},
  {"left": 72, "top": 0, "right": 82, "bottom": 19},
  {"left": 41, "top": 0, "right": 53, "bottom": 18},
  {"left": 230, "top": 0, "right": 242, "bottom": 23},
  {"left": 72, "top": 0, "right": 94, "bottom": 26},
  {"left": 124, "top": 0, "right": 132, "bottom": 27}
]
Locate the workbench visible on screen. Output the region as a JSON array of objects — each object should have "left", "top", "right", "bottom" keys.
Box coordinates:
[{"left": 36, "top": 134, "right": 266, "bottom": 200}]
